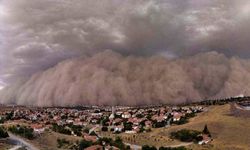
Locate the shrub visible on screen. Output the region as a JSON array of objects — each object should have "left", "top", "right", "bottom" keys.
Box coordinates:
[
  {"left": 170, "top": 129, "right": 201, "bottom": 142},
  {"left": 159, "top": 146, "right": 187, "bottom": 150},
  {"left": 52, "top": 124, "right": 71, "bottom": 135},
  {"left": 8, "top": 125, "right": 34, "bottom": 139},
  {"left": 79, "top": 139, "right": 93, "bottom": 150},
  {"left": 124, "top": 122, "right": 133, "bottom": 131},
  {"left": 0, "top": 126, "right": 8, "bottom": 138},
  {"left": 101, "top": 126, "right": 108, "bottom": 132},
  {"left": 57, "top": 138, "right": 70, "bottom": 148}
]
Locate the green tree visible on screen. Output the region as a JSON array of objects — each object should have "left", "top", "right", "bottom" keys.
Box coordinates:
[
  {"left": 123, "top": 122, "right": 133, "bottom": 131},
  {"left": 202, "top": 124, "right": 211, "bottom": 137},
  {"left": 79, "top": 139, "right": 92, "bottom": 150},
  {"left": 159, "top": 146, "right": 187, "bottom": 150},
  {"left": 170, "top": 129, "right": 201, "bottom": 142},
  {"left": 0, "top": 126, "right": 9, "bottom": 138},
  {"left": 101, "top": 126, "right": 108, "bottom": 132}
]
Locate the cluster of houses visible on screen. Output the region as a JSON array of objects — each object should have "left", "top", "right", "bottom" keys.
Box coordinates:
[
  {"left": 0, "top": 104, "right": 214, "bottom": 149},
  {"left": 0, "top": 105, "right": 204, "bottom": 137}
]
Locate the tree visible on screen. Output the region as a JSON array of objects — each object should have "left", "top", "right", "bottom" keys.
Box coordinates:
[
  {"left": 89, "top": 131, "right": 97, "bottom": 136},
  {"left": 83, "top": 128, "right": 89, "bottom": 133},
  {"left": 101, "top": 117, "right": 109, "bottom": 126},
  {"left": 0, "top": 126, "right": 9, "bottom": 138},
  {"left": 170, "top": 129, "right": 201, "bottom": 142},
  {"left": 8, "top": 125, "right": 34, "bottom": 139},
  {"left": 101, "top": 126, "right": 108, "bottom": 132},
  {"left": 79, "top": 140, "right": 92, "bottom": 150},
  {"left": 202, "top": 124, "right": 211, "bottom": 137},
  {"left": 112, "top": 137, "right": 130, "bottom": 150},
  {"left": 123, "top": 122, "right": 133, "bottom": 131},
  {"left": 159, "top": 146, "right": 187, "bottom": 150},
  {"left": 51, "top": 124, "right": 71, "bottom": 135},
  {"left": 5, "top": 111, "right": 14, "bottom": 120},
  {"left": 57, "top": 138, "right": 70, "bottom": 148}
]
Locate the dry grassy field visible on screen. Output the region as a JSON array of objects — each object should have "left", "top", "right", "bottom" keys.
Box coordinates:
[
  {"left": 30, "top": 131, "right": 82, "bottom": 150},
  {"left": 101, "top": 104, "right": 250, "bottom": 150},
  {"left": 184, "top": 104, "right": 250, "bottom": 150},
  {"left": 160, "top": 104, "right": 250, "bottom": 150}
]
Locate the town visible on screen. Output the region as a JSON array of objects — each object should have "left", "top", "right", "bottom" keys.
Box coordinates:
[
  {"left": 1, "top": 96, "right": 250, "bottom": 149},
  {"left": 0, "top": 103, "right": 209, "bottom": 150}
]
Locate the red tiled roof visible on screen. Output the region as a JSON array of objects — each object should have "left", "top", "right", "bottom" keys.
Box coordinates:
[
  {"left": 84, "top": 135, "right": 98, "bottom": 142},
  {"left": 30, "top": 124, "right": 44, "bottom": 129}
]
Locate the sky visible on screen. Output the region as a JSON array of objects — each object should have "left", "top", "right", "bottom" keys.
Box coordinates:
[{"left": 1, "top": 0, "right": 250, "bottom": 106}]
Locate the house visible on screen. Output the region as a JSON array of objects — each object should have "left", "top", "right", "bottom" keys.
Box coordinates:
[
  {"left": 125, "top": 130, "right": 137, "bottom": 134},
  {"left": 83, "top": 134, "right": 98, "bottom": 143},
  {"left": 151, "top": 114, "right": 165, "bottom": 122},
  {"left": 145, "top": 120, "right": 152, "bottom": 129},
  {"left": 122, "top": 112, "right": 131, "bottom": 118},
  {"left": 115, "top": 111, "right": 123, "bottom": 116},
  {"left": 30, "top": 124, "right": 45, "bottom": 134},
  {"left": 128, "top": 118, "right": 142, "bottom": 125},
  {"left": 105, "top": 145, "right": 119, "bottom": 150},
  {"left": 114, "top": 125, "right": 124, "bottom": 132},
  {"left": 172, "top": 112, "right": 182, "bottom": 122},
  {"left": 53, "top": 116, "right": 60, "bottom": 121},
  {"left": 73, "top": 118, "right": 83, "bottom": 125},
  {"left": 198, "top": 134, "right": 212, "bottom": 145},
  {"left": 91, "top": 119, "right": 98, "bottom": 124},
  {"left": 132, "top": 126, "right": 140, "bottom": 133},
  {"left": 113, "top": 118, "right": 123, "bottom": 125},
  {"left": 66, "top": 119, "right": 74, "bottom": 124}
]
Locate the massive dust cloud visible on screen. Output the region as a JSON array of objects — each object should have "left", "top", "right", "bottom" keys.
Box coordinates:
[{"left": 1, "top": 0, "right": 250, "bottom": 106}]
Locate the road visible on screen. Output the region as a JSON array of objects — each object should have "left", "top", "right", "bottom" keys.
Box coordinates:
[
  {"left": 8, "top": 132, "right": 40, "bottom": 150},
  {"left": 124, "top": 142, "right": 141, "bottom": 150},
  {"left": 9, "top": 145, "right": 22, "bottom": 150},
  {"left": 166, "top": 142, "right": 193, "bottom": 148},
  {"left": 123, "top": 141, "right": 193, "bottom": 149}
]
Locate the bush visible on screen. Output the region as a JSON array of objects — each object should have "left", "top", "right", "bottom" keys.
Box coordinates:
[
  {"left": 97, "top": 137, "right": 112, "bottom": 145},
  {"left": 0, "top": 126, "right": 9, "bottom": 138},
  {"left": 152, "top": 120, "right": 166, "bottom": 128},
  {"left": 97, "top": 137, "right": 130, "bottom": 150},
  {"left": 57, "top": 138, "right": 70, "bottom": 148},
  {"left": 79, "top": 139, "right": 93, "bottom": 150},
  {"left": 69, "top": 124, "right": 82, "bottom": 136},
  {"left": 0, "top": 117, "right": 4, "bottom": 124},
  {"left": 52, "top": 124, "right": 71, "bottom": 135},
  {"left": 8, "top": 125, "right": 34, "bottom": 139},
  {"left": 170, "top": 129, "right": 201, "bottom": 142},
  {"left": 112, "top": 137, "right": 130, "bottom": 150},
  {"left": 5, "top": 111, "right": 14, "bottom": 120},
  {"left": 171, "top": 117, "right": 188, "bottom": 125},
  {"left": 159, "top": 146, "right": 187, "bottom": 150},
  {"left": 124, "top": 122, "right": 133, "bottom": 131},
  {"left": 89, "top": 131, "right": 97, "bottom": 136},
  {"left": 83, "top": 128, "right": 89, "bottom": 133},
  {"left": 101, "top": 126, "right": 108, "bottom": 132},
  {"left": 185, "top": 112, "right": 196, "bottom": 118},
  {"left": 101, "top": 117, "right": 110, "bottom": 126}
]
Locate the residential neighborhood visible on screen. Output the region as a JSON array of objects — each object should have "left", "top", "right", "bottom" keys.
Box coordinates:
[{"left": 0, "top": 104, "right": 207, "bottom": 149}]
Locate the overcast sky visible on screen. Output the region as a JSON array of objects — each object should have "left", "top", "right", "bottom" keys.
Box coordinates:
[{"left": 1, "top": 0, "right": 250, "bottom": 88}]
